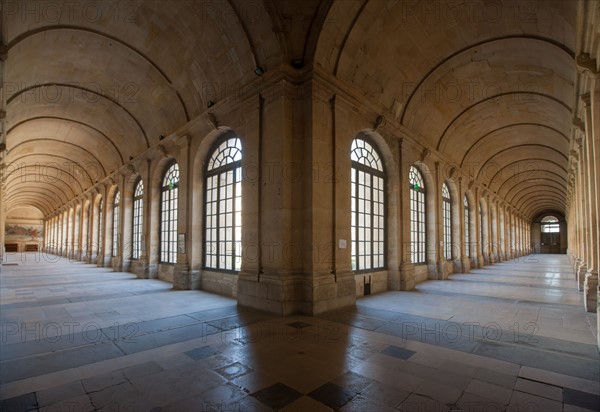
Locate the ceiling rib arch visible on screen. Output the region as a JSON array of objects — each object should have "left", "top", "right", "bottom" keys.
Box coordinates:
[
  {"left": 402, "top": 35, "right": 575, "bottom": 125},
  {"left": 459, "top": 123, "right": 569, "bottom": 167},
  {"left": 7, "top": 153, "right": 97, "bottom": 186},
  {"left": 7, "top": 25, "right": 190, "bottom": 122},
  {"left": 439, "top": 93, "right": 572, "bottom": 153},
  {"left": 8, "top": 119, "right": 121, "bottom": 168},
  {"left": 487, "top": 159, "right": 568, "bottom": 190},
  {"left": 475, "top": 144, "right": 568, "bottom": 181},
  {"left": 7, "top": 182, "right": 69, "bottom": 206},
  {"left": 8, "top": 84, "right": 149, "bottom": 149}
]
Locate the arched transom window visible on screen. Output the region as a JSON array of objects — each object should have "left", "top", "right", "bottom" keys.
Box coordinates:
[
  {"left": 112, "top": 190, "right": 120, "bottom": 257},
  {"left": 350, "top": 138, "right": 385, "bottom": 271},
  {"left": 541, "top": 216, "right": 559, "bottom": 233},
  {"left": 132, "top": 179, "right": 144, "bottom": 260},
  {"left": 205, "top": 138, "right": 243, "bottom": 271},
  {"left": 160, "top": 163, "right": 179, "bottom": 264},
  {"left": 463, "top": 195, "right": 470, "bottom": 257},
  {"left": 442, "top": 183, "right": 452, "bottom": 260},
  {"left": 409, "top": 166, "right": 426, "bottom": 264}
]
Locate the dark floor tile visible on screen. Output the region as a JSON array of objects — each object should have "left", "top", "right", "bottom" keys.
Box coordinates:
[
  {"left": 308, "top": 382, "right": 356, "bottom": 409},
  {"left": 563, "top": 387, "right": 600, "bottom": 410},
  {"left": 251, "top": 382, "right": 302, "bottom": 410},
  {"left": 185, "top": 345, "right": 220, "bottom": 360},
  {"left": 286, "top": 321, "right": 313, "bottom": 329},
  {"left": 0, "top": 392, "right": 38, "bottom": 412},
  {"left": 381, "top": 345, "right": 417, "bottom": 360}
]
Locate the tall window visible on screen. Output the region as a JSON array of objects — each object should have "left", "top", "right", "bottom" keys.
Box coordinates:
[
  {"left": 441, "top": 183, "right": 452, "bottom": 260},
  {"left": 132, "top": 179, "right": 144, "bottom": 260},
  {"left": 541, "top": 216, "right": 559, "bottom": 233},
  {"left": 161, "top": 162, "right": 179, "bottom": 263},
  {"left": 112, "top": 190, "right": 120, "bottom": 257},
  {"left": 350, "top": 138, "right": 385, "bottom": 271},
  {"left": 205, "top": 138, "right": 242, "bottom": 271},
  {"left": 409, "top": 166, "right": 426, "bottom": 263},
  {"left": 98, "top": 199, "right": 103, "bottom": 252},
  {"left": 463, "top": 195, "right": 470, "bottom": 257},
  {"left": 479, "top": 204, "right": 484, "bottom": 255}
]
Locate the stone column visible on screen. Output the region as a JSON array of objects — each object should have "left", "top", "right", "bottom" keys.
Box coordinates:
[
  {"left": 576, "top": 137, "right": 588, "bottom": 291},
  {"left": 459, "top": 177, "right": 470, "bottom": 273},
  {"left": 80, "top": 198, "right": 89, "bottom": 261},
  {"left": 173, "top": 135, "right": 198, "bottom": 290},
  {"left": 582, "top": 90, "right": 599, "bottom": 312},
  {"left": 120, "top": 171, "right": 135, "bottom": 273},
  {"left": 398, "top": 139, "right": 416, "bottom": 288},
  {"left": 435, "top": 162, "right": 447, "bottom": 279}
]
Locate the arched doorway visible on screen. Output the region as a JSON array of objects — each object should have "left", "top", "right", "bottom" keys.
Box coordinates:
[{"left": 531, "top": 213, "right": 566, "bottom": 254}]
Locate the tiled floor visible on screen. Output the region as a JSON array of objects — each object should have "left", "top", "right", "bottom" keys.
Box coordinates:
[{"left": 0, "top": 254, "right": 598, "bottom": 411}]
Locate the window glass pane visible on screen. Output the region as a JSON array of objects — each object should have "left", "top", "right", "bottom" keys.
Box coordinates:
[
  {"left": 350, "top": 138, "right": 385, "bottom": 271},
  {"left": 205, "top": 138, "right": 243, "bottom": 271}
]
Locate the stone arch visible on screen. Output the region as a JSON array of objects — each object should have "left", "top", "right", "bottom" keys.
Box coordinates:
[
  {"left": 409, "top": 161, "right": 437, "bottom": 277},
  {"left": 150, "top": 155, "right": 181, "bottom": 282},
  {"left": 191, "top": 128, "right": 242, "bottom": 272},
  {"left": 105, "top": 183, "right": 120, "bottom": 270},
  {"left": 443, "top": 178, "right": 461, "bottom": 268},
  {"left": 346, "top": 129, "right": 399, "bottom": 295}
]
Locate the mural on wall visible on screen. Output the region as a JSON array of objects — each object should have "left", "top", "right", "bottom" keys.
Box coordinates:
[{"left": 5, "top": 224, "right": 44, "bottom": 241}]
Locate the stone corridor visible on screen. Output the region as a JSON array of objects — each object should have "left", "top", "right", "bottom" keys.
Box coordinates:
[{"left": 1, "top": 253, "right": 598, "bottom": 411}]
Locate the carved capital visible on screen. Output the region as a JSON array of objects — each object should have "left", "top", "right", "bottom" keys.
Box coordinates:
[
  {"left": 581, "top": 92, "right": 591, "bottom": 108},
  {"left": 572, "top": 117, "right": 585, "bottom": 133},
  {"left": 373, "top": 115, "right": 386, "bottom": 132},
  {"left": 576, "top": 53, "right": 599, "bottom": 75}
]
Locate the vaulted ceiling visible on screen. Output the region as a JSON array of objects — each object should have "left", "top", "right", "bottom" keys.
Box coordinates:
[{"left": 0, "top": 0, "right": 583, "bottom": 220}]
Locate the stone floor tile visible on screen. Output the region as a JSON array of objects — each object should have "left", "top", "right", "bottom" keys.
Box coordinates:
[
  {"left": 397, "top": 393, "right": 450, "bottom": 412},
  {"left": 563, "top": 387, "right": 600, "bottom": 411},
  {"left": 360, "top": 381, "right": 410, "bottom": 408},
  {"left": 0, "top": 392, "right": 38, "bottom": 412},
  {"left": 250, "top": 382, "right": 303, "bottom": 410},
  {"left": 308, "top": 382, "right": 356, "bottom": 409},
  {"left": 514, "top": 377, "right": 563, "bottom": 401},
  {"left": 464, "top": 379, "right": 513, "bottom": 405},
  {"left": 507, "top": 390, "right": 563, "bottom": 412},
  {"left": 414, "top": 379, "right": 463, "bottom": 405},
  {"left": 35, "top": 380, "right": 86, "bottom": 408}
]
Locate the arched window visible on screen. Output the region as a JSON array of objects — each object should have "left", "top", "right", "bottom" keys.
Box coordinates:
[
  {"left": 441, "top": 183, "right": 452, "bottom": 260},
  {"left": 350, "top": 138, "right": 385, "bottom": 271},
  {"left": 98, "top": 199, "right": 103, "bottom": 251},
  {"left": 205, "top": 138, "right": 242, "bottom": 271},
  {"left": 132, "top": 179, "right": 144, "bottom": 260},
  {"left": 161, "top": 162, "right": 179, "bottom": 264},
  {"left": 463, "top": 195, "right": 470, "bottom": 257},
  {"left": 479, "top": 204, "right": 484, "bottom": 255},
  {"left": 409, "top": 166, "right": 426, "bottom": 264},
  {"left": 112, "top": 190, "right": 120, "bottom": 257},
  {"left": 541, "top": 216, "right": 559, "bottom": 233}
]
